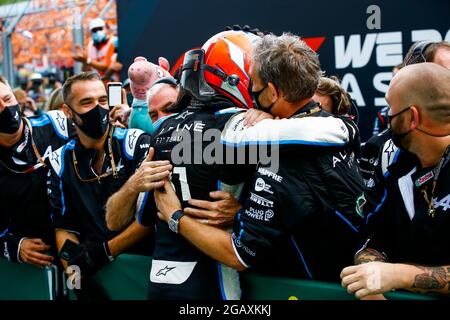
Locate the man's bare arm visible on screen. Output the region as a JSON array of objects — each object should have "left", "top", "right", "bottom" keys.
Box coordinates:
[
  {"left": 105, "top": 148, "right": 171, "bottom": 231},
  {"left": 107, "top": 221, "right": 152, "bottom": 257},
  {"left": 409, "top": 265, "right": 450, "bottom": 295}
]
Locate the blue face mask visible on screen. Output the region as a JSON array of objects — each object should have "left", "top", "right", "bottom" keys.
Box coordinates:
[
  {"left": 129, "top": 99, "right": 155, "bottom": 135},
  {"left": 92, "top": 30, "right": 107, "bottom": 44}
]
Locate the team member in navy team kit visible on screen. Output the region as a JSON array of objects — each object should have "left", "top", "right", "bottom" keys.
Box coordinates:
[
  {"left": 341, "top": 63, "right": 450, "bottom": 299},
  {"left": 356, "top": 40, "right": 450, "bottom": 227},
  {"left": 0, "top": 76, "right": 75, "bottom": 267},
  {"left": 155, "top": 33, "right": 364, "bottom": 284},
  {"left": 47, "top": 73, "right": 156, "bottom": 293}
]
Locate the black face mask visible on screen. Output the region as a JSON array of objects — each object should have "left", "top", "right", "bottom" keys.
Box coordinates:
[
  {"left": 71, "top": 104, "right": 110, "bottom": 139},
  {"left": 391, "top": 129, "right": 411, "bottom": 151},
  {"left": 0, "top": 104, "right": 22, "bottom": 134},
  {"left": 248, "top": 80, "right": 275, "bottom": 112}
]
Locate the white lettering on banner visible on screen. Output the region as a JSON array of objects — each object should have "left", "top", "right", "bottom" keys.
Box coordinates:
[
  {"left": 341, "top": 74, "right": 366, "bottom": 107},
  {"left": 375, "top": 32, "right": 403, "bottom": 67},
  {"left": 411, "top": 29, "right": 446, "bottom": 43},
  {"left": 373, "top": 72, "right": 392, "bottom": 106},
  {"left": 334, "top": 28, "right": 450, "bottom": 107},
  {"left": 335, "top": 34, "right": 377, "bottom": 69}
]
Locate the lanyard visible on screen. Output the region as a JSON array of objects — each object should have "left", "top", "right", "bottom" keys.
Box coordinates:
[
  {"left": 0, "top": 117, "right": 46, "bottom": 174},
  {"left": 421, "top": 145, "right": 450, "bottom": 218},
  {"left": 291, "top": 106, "right": 322, "bottom": 119},
  {"left": 72, "top": 128, "right": 118, "bottom": 183}
]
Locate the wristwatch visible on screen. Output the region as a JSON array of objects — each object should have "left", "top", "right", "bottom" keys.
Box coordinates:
[{"left": 168, "top": 210, "right": 184, "bottom": 233}]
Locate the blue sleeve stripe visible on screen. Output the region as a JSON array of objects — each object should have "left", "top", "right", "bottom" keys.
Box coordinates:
[
  {"left": 0, "top": 228, "right": 9, "bottom": 238},
  {"left": 59, "top": 179, "right": 66, "bottom": 217},
  {"left": 137, "top": 192, "right": 150, "bottom": 225},
  {"left": 365, "top": 189, "right": 388, "bottom": 224},
  {"left": 334, "top": 210, "right": 359, "bottom": 233},
  {"left": 290, "top": 236, "right": 314, "bottom": 280},
  {"left": 238, "top": 229, "right": 244, "bottom": 241},
  {"left": 216, "top": 262, "right": 227, "bottom": 300},
  {"left": 214, "top": 109, "right": 242, "bottom": 116},
  {"left": 393, "top": 149, "right": 401, "bottom": 162},
  {"left": 221, "top": 139, "right": 346, "bottom": 147},
  {"left": 113, "top": 127, "right": 127, "bottom": 140},
  {"left": 58, "top": 141, "right": 73, "bottom": 177},
  {"left": 29, "top": 115, "right": 50, "bottom": 127}
]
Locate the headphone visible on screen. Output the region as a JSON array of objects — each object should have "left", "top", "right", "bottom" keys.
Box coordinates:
[{"left": 406, "top": 40, "right": 434, "bottom": 65}]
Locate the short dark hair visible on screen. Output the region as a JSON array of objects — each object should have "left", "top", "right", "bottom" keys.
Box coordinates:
[{"left": 62, "top": 72, "right": 100, "bottom": 105}]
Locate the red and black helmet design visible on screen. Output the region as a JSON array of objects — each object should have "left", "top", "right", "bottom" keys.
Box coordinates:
[{"left": 180, "top": 30, "right": 260, "bottom": 109}]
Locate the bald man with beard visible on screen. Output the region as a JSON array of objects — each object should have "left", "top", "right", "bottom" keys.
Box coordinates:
[{"left": 341, "top": 63, "right": 450, "bottom": 299}]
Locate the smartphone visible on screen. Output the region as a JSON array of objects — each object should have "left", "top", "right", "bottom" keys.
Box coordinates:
[
  {"left": 59, "top": 239, "right": 83, "bottom": 262},
  {"left": 107, "top": 82, "right": 123, "bottom": 108}
]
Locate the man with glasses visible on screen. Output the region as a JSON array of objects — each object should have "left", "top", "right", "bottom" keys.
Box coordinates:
[
  {"left": 341, "top": 63, "right": 450, "bottom": 299},
  {"left": 47, "top": 72, "right": 164, "bottom": 298}
]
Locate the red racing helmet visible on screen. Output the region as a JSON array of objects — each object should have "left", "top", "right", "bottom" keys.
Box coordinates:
[{"left": 180, "top": 30, "right": 259, "bottom": 109}]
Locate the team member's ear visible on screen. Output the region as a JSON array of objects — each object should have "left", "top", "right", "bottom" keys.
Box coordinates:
[
  {"left": 409, "top": 105, "right": 420, "bottom": 130},
  {"left": 267, "top": 82, "right": 280, "bottom": 104},
  {"left": 62, "top": 103, "right": 72, "bottom": 119}
]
